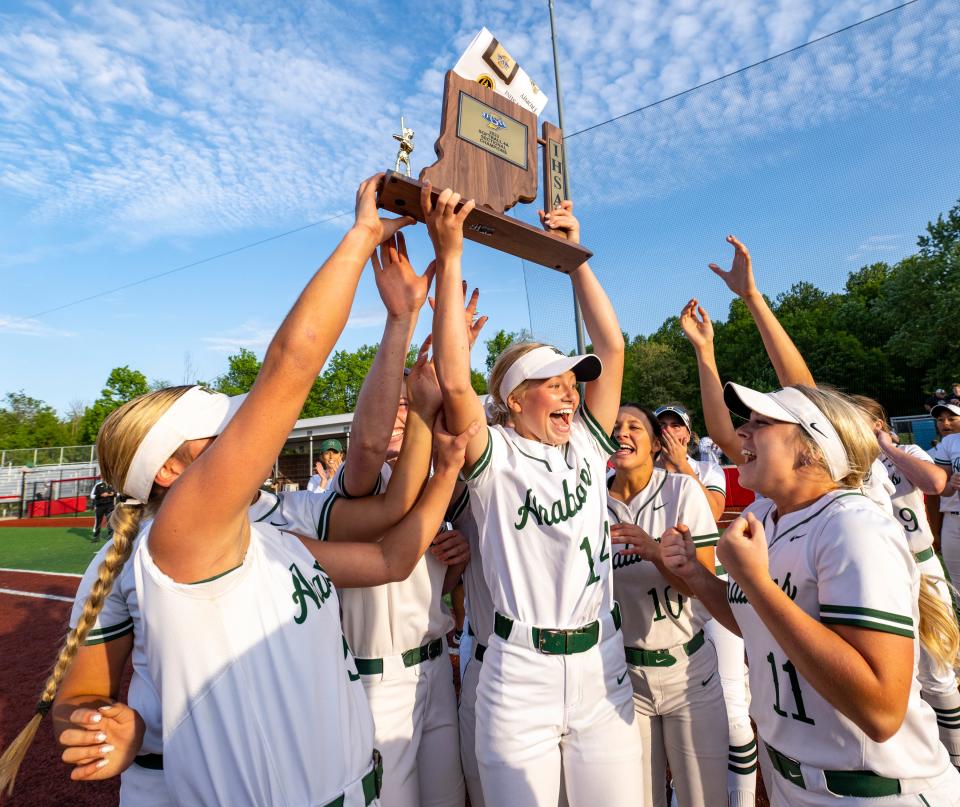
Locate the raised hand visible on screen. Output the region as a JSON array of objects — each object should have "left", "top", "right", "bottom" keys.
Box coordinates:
[
  {"left": 421, "top": 183, "right": 475, "bottom": 261},
  {"left": 58, "top": 702, "right": 144, "bottom": 781},
  {"left": 429, "top": 280, "right": 489, "bottom": 349},
  {"left": 372, "top": 233, "right": 435, "bottom": 317},
  {"left": 660, "top": 526, "right": 700, "bottom": 579},
  {"left": 405, "top": 339, "right": 442, "bottom": 418},
  {"left": 679, "top": 298, "right": 715, "bottom": 351},
  {"left": 659, "top": 429, "right": 690, "bottom": 472},
  {"left": 716, "top": 512, "right": 768, "bottom": 585},
  {"left": 538, "top": 200, "right": 580, "bottom": 244},
  {"left": 432, "top": 413, "right": 481, "bottom": 475},
  {"left": 610, "top": 523, "right": 660, "bottom": 561},
  {"left": 354, "top": 173, "right": 416, "bottom": 245},
  {"left": 430, "top": 529, "right": 471, "bottom": 566},
  {"left": 709, "top": 235, "right": 758, "bottom": 299}
]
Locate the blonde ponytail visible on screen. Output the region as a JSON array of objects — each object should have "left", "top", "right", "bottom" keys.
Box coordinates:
[
  {"left": 0, "top": 385, "right": 192, "bottom": 796},
  {"left": 917, "top": 573, "right": 960, "bottom": 674}
]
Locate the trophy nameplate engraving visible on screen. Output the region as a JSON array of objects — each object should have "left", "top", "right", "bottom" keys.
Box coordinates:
[{"left": 456, "top": 92, "right": 529, "bottom": 170}]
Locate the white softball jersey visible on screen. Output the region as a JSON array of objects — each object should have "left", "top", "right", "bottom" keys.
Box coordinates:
[
  {"left": 608, "top": 468, "right": 719, "bottom": 649},
  {"left": 135, "top": 520, "right": 375, "bottom": 807},
  {"left": 69, "top": 490, "right": 335, "bottom": 803},
  {"left": 861, "top": 457, "right": 896, "bottom": 515},
  {"left": 449, "top": 487, "right": 494, "bottom": 648},
  {"left": 463, "top": 406, "right": 619, "bottom": 627},
  {"left": 930, "top": 433, "right": 960, "bottom": 511},
  {"left": 332, "top": 462, "right": 453, "bottom": 658},
  {"left": 732, "top": 490, "right": 948, "bottom": 778},
  {"left": 689, "top": 458, "right": 727, "bottom": 499},
  {"left": 879, "top": 444, "right": 937, "bottom": 554}
]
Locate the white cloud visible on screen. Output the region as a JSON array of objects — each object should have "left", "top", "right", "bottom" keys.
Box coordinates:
[
  {"left": 201, "top": 320, "right": 274, "bottom": 353},
  {"left": 0, "top": 0, "right": 956, "bottom": 249},
  {"left": 0, "top": 314, "right": 73, "bottom": 337}
]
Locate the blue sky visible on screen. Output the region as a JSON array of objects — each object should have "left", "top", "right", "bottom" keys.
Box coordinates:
[{"left": 2, "top": 0, "right": 959, "bottom": 417}]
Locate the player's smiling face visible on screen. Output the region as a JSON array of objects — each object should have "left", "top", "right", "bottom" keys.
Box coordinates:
[
  {"left": 509, "top": 370, "right": 579, "bottom": 446},
  {"left": 386, "top": 381, "right": 410, "bottom": 461},
  {"left": 612, "top": 406, "right": 659, "bottom": 471},
  {"left": 736, "top": 412, "right": 811, "bottom": 494}
]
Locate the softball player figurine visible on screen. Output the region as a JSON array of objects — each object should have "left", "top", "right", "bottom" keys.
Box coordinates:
[
  {"left": 608, "top": 403, "right": 728, "bottom": 806},
  {"left": 662, "top": 382, "right": 960, "bottom": 806},
  {"left": 428, "top": 185, "right": 643, "bottom": 807}
]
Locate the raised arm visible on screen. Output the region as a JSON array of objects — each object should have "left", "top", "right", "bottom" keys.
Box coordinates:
[
  {"left": 327, "top": 344, "right": 440, "bottom": 541},
  {"left": 709, "top": 235, "right": 814, "bottom": 388},
  {"left": 877, "top": 431, "right": 948, "bottom": 495},
  {"left": 151, "top": 175, "right": 414, "bottom": 582},
  {"left": 541, "top": 201, "right": 624, "bottom": 432},
  {"left": 308, "top": 412, "right": 480, "bottom": 588},
  {"left": 679, "top": 299, "right": 743, "bottom": 464},
  {"left": 341, "top": 233, "right": 434, "bottom": 496},
  {"left": 423, "top": 184, "right": 488, "bottom": 469}
]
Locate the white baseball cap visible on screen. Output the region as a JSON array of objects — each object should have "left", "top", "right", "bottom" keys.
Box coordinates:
[
  {"left": 723, "top": 382, "right": 851, "bottom": 481},
  {"left": 123, "top": 386, "right": 246, "bottom": 502},
  {"left": 499, "top": 345, "right": 602, "bottom": 402},
  {"left": 931, "top": 403, "right": 960, "bottom": 418}
]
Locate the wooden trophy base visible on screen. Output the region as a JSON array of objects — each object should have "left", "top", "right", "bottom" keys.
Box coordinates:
[{"left": 378, "top": 171, "right": 592, "bottom": 274}]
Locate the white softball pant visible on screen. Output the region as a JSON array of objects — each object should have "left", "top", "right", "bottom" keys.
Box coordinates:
[
  {"left": 360, "top": 642, "right": 464, "bottom": 807},
  {"left": 940, "top": 512, "right": 960, "bottom": 589},
  {"left": 628, "top": 637, "right": 729, "bottom": 807},
  {"left": 475, "top": 616, "right": 643, "bottom": 807}
]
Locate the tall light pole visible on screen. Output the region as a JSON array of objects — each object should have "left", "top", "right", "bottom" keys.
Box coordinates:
[{"left": 548, "top": 0, "right": 587, "bottom": 355}]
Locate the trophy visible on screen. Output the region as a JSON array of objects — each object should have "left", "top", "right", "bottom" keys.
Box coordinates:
[{"left": 377, "top": 30, "right": 591, "bottom": 274}]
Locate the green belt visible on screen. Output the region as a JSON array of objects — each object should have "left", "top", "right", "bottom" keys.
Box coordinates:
[
  {"left": 914, "top": 546, "right": 935, "bottom": 563},
  {"left": 354, "top": 637, "right": 443, "bottom": 676},
  {"left": 715, "top": 563, "right": 726, "bottom": 576},
  {"left": 134, "top": 753, "right": 163, "bottom": 770},
  {"left": 765, "top": 743, "right": 901, "bottom": 797},
  {"left": 625, "top": 629, "right": 705, "bottom": 667},
  {"left": 323, "top": 750, "right": 383, "bottom": 807},
  {"left": 494, "top": 603, "right": 621, "bottom": 655},
  {"left": 474, "top": 642, "right": 487, "bottom": 662}
]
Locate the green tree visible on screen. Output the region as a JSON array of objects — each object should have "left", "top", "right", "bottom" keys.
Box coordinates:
[
  {"left": 484, "top": 328, "right": 531, "bottom": 372},
  {"left": 80, "top": 366, "right": 150, "bottom": 442},
  {"left": 214, "top": 348, "right": 262, "bottom": 396},
  {"left": 0, "top": 392, "right": 71, "bottom": 449},
  {"left": 302, "top": 344, "right": 379, "bottom": 417}
]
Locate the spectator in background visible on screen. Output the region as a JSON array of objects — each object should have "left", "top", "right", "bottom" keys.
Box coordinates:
[
  {"left": 925, "top": 387, "right": 948, "bottom": 412},
  {"left": 307, "top": 438, "right": 344, "bottom": 492},
  {"left": 89, "top": 479, "right": 116, "bottom": 541},
  {"left": 949, "top": 382, "right": 960, "bottom": 407}
]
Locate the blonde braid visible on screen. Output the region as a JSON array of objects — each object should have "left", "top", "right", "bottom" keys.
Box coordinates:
[
  {"left": 0, "top": 504, "right": 142, "bottom": 796},
  {"left": 0, "top": 384, "right": 192, "bottom": 797},
  {"left": 918, "top": 573, "right": 960, "bottom": 674}
]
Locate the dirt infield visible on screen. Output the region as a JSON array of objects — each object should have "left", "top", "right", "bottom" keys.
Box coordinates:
[
  {"left": 0, "top": 517, "right": 94, "bottom": 529},
  {"left": 0, "top": 572, "right": 121, "bottom": 806}
]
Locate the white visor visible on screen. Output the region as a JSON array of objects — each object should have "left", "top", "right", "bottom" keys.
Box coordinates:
[
  {"left": 499, "top": 345, "right": 602, "bottom": 402},
  {"left": 723, "top": 382, "right": 851, "bottom": 482},
  {"left": 931, "top": 403, "right": 960, "bottom": 418},
  {"left": 123, "top": 386, "right": 246, "bottom": 501}
]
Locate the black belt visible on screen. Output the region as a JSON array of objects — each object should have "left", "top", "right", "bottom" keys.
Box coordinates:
[
  {"left": 474, "top": 642, "right": 487, "bottom": 662},
  {"left": 134, "top": 753, "right": 163, "bottom": 770},
  {"left": 766, "top": 743, "right": 901, "bottom": 796},
  {"left": 354, "top": 637, "right": 443, "bottom": 675}
]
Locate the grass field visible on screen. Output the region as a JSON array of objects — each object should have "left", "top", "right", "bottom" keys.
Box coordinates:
[{"left": 0, "top": 525, "right": 104, "bottom": 574}]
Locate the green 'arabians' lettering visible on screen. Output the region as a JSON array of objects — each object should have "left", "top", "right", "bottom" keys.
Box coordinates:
[
  {"left": 291, "top": 561, "right": 334, "bottom": 624},
  {"left": 514, "top": 461, "right": 594, "bottom": 530}
]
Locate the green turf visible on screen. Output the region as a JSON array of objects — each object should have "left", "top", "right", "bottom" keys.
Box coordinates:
[{"left": 0, "top": 526, "right": 105, "bottom": 574}]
